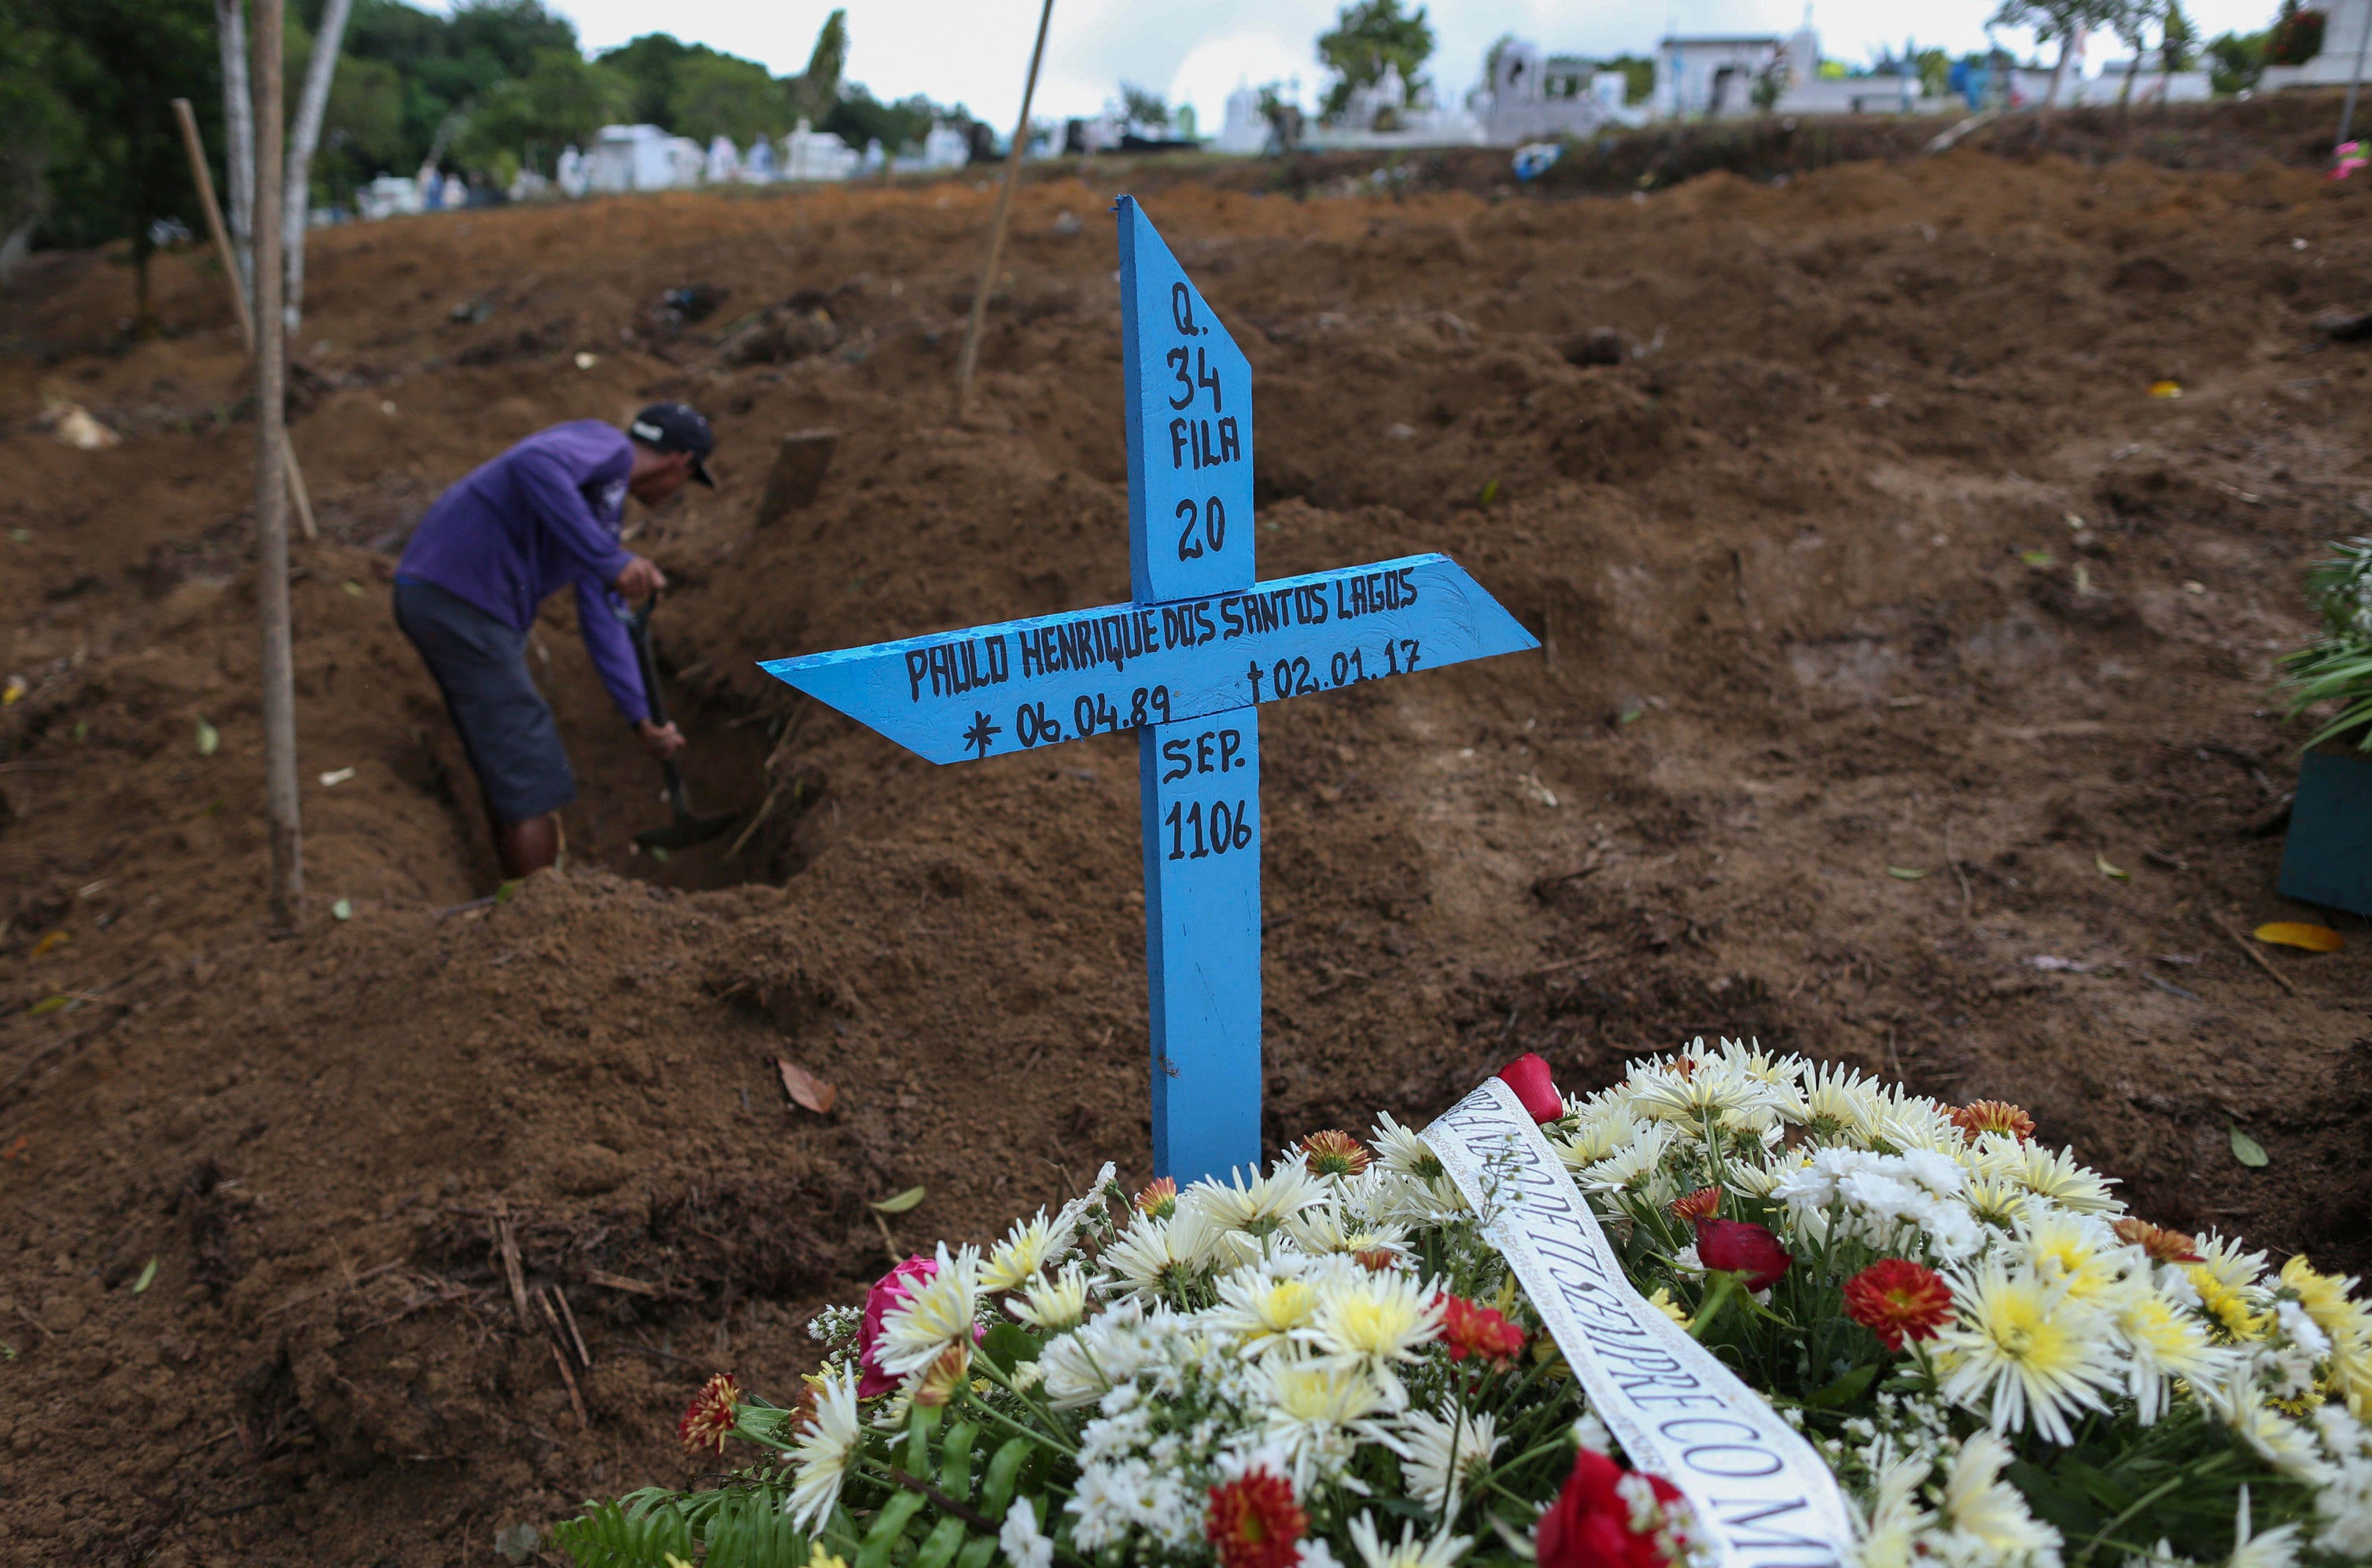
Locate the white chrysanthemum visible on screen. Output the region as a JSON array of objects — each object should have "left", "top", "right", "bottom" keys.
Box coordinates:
[
  {"left": 999, "top": 1498, "right": 1054, "bottom": 1568},
  {"left": 1940, "top": 1430, "right": 2063, "bottom": 1557},
  {"left": 1261, "top": 1356, "right": 1390, "bottom": 1490},
  {"left": 1726, "top": 1153, "right": 1793, "bottom": 1200},
  {"left": 2214, "top": 1389, "right": 2335, "bottom": 1484},
  {"left": 1934, "top": 1258, "right": 2122, "bottom": 1445},
  {"left": 1557, "top": 1102, "right": 1644, "bottom": 1168},
  {"left": 1009, "top": 1264, "right": 1091, "bottom": 1331},
  {"left": 1346, "top": 1512, "right": 1471, "bottom": 1568},
  {"left": 1369, "top": 1112, "right": 1444, "bottom": 1180},
  {"left": 1287, "top": 1205, "right": 1411, "bottom": 1264},
  {"left": 2009, "top": 1143, "right": 2120, "bottom": 1214},
  {"left": 1041, "top": 1302, "right": 1157, "bottom": 1408},
  {"left": 1629, "top": 1042, "right": 1792, "bottom": 1123},
  {"left": 1578, "top": 1121, "right": 1678, "bottom": 1195},
  {"left": 1300, "top": 1268, "right": 1445, "bottom": 1394},
  {"left": 1210, "top": 1268, "right": 1321, "bottom": 1356},
  {"left": 875, "top": 1243, "right": 982, "bottom": 1378},
  {"left": 1390, "top": 1406, "right": 1500, "bottom": 1514},
  {"left": 785, "top": 1367, "right": 861, "bottom": 1531},
  {"left": 1851, "top": 1450, "right": 1936, "bottom": 1568},
  {"left": 2020, "top": 1211, "right": 2131, "bottom": 1305},
  {"left": 1881, "top": 1097, "right": 1973, "bottom": 1157},
  {"left": 1051, "top": 1161, "right": 1118, "bottom": 1241},
  {"left": 2228, "top": 1487, "right": 2305, "bottom": 1568},
  {"left": 1100, "top": 1204, "right": 1232, "bottom": 1301},
  {"left": 1798, "top": 1059, "right": 1888, "bottom": 1138},
  {"left": 983, "top": 1210, "right": 1060, "bottom": 1292},
  {"left": 2192, "top": 1231, "right": 2271, "bottom": 1294},
  {"left": 2110, "top": 1283, "right": 2233, "bottom": 1426},
  {"left": 1965, "top": 1170, "right": 2032, "bottom": 1228},
  {"left": 2308, "top": 1404, "right": 2372, "bottom": 1555},
  {"left": 1192, "top": 1161, "right": 1323, "bottom": 1236}
]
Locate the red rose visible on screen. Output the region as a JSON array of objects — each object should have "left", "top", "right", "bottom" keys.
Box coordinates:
[
  {"left": 1693, "top": 1218, "right": 1792, "bottom": 1291},
  {"left": 856, "top": 1253, "right": 938, "bottom": 1397},
  {"left": 1497, "top": 1053, "right": 1564, "bottom": 1121},
  {"left": 1536, "top": 1448, "right": 1691, "bottom": 1568}
]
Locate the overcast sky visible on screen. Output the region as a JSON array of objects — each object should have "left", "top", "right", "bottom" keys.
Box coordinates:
[{"left": 432, "top": 0, "right": 2288, "bottom": 129}]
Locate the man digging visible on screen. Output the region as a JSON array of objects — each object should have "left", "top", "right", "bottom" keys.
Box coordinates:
[{"left": 393, "top": 403, "right": 716, "bottom": 879}]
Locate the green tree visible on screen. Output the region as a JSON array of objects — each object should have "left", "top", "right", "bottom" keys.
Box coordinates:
[
  {"left": 316, "top": 53, "right": 408, "bottom": 197},
  {"left": 26, "top": 0, "right": 222, "bottom": 325},
  {"left": 2161, "top": 0, "right": 2197, "bottom": 68},
  {"left": 2207, "top": 28, "right": 2267, "bottom": 90},
  {"left": 599, "top": 31, "right": 695, "bottom": 125},
  {"left": 453, "top": 47, "right": 627, "bottom": 176},
  {"left": 1315, "top": 0, "right": 1434, "bottom": 122},
  {"left": 823, "top": 83, "right": 935, "bottom": 154},
  {"left": 0, "top": 2, "right": 79, "bottom": 252},
  {"left": 1988, "top": 0, "right": 2125, "bottom": 103},
  {"left": 1120, "top": 82, "right": 1170, "bottom": 131},
  {"left": 447, "top": 0, "right": 574, "bottom": 80},
  {"left": 794, "top": 9, "right": 848, "bottom": 124},
  {"left": 669, "top": 50, "right": 783, "bottom": 144}
]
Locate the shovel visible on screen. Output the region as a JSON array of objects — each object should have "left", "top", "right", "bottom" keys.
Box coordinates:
[{"left": 625, "top": 593, "right": 737, "bottom": 852}]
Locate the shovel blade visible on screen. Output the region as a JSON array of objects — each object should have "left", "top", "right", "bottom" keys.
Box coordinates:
[{"left": 635, "top": 812, "right": 738, "bottom": 852}]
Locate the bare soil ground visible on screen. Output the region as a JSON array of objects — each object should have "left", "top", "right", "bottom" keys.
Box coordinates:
[{"left": 3, "top": 127, "right": 2370, "bottom": 1565}]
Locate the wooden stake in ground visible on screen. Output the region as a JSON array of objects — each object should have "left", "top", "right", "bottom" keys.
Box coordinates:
[
  {"left": 952, "top": 0, "right": 1055, "bottom": 419},
  {"left": 251, "top": 0, "right": 304, "bottom": 927},
  {"left": 170, "top": 98, "right": 317, "bottom": 542}
]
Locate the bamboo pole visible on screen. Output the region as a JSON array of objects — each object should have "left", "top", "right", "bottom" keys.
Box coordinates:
[
  {"left": 251, "top": 0, "right": 304, "bottom": 927},
  {"left": 952, "top": 0, "right": 1055, "bottom": 419},
  {"left": 171, "top": 98, "right": 317, "bottom": 541}
]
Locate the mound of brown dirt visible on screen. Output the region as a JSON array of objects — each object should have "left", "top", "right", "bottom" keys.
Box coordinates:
[{"left": 4, "top": 149, "right": 2370, "bottom": 1563}]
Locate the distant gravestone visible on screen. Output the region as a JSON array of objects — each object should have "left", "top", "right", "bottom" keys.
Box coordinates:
[{"left": 761, "top": 197, "right": 1535, "bottom": 1183}]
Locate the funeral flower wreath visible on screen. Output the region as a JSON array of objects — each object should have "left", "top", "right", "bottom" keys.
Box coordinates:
[{"left": 557, "top": 1044, "right": 2372, "bottom": 1568}]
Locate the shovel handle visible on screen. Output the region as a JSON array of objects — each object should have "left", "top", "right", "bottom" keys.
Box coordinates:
[
  {"left": 626, "top": 591, "right": 673, "bottom": 730},
  {"left": 625, "top": 593, "right": 694, "bottom": 818}
]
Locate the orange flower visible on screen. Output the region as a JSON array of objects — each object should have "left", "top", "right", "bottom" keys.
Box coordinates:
[
  {"left": 2112, "top": 1218, "right": 2204, "bottom": 1264},
  {"left": 1950, "top": 1099, "right": 2035, "bottom": 1143},
  {"left": 1669, "top": 1187, "right": 1721, "bottom": 1223},
  {"left": 1298, "top": 1130, "right": 1371, "bottom": 1178},
  {"left": 1842, "top": 1259, "right": 1954, "bottom": 1351},
  {"left": 1205, "top": 1467, "right": 1306, "bottom": 1568},
  {"left": 676, "top": 1372, "right": 741, "bottom": 1456},
  {"left": 1135, "top": 1177, "right": 1178, "bottom": 1219},
  {"left": 1438, "top": 1294, "right": 1527, "bottom": 1366},
  {"left": 1352, "top": 1246, "right": 1399, "bottom": 1273}
]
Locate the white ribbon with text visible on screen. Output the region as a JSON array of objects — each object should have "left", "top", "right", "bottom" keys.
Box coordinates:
[{"left": 1422, "top": 1076, "right": 1856, "bottom": 1568}]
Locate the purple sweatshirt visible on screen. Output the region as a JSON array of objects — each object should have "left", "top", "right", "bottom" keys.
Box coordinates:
[{"left": 397, "top": 420, "right": 650, "bottom": 724}]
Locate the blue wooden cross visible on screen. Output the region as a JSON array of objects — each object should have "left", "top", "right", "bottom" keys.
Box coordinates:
[{"left": 760, "top": 198, "right": 1536, "bottom": 1184}]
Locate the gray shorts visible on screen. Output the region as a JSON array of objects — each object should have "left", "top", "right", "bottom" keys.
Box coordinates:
[{"left": 393, "top": 577, "right": 576, "bottom": 823}]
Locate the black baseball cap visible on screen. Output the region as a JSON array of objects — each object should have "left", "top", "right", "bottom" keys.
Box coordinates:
[{"left": 628, "top": 401, "right": 716, "bottom": 488}]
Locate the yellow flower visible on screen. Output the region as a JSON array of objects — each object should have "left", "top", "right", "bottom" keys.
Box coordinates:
[
  {"left": 1210, "top": 1270, "right": 1320, "bottom": 1355},
  {"left": 1933, "top": 1260, "right": 2122, "bottom": 1445},
  {"left": 808, "top": 1546, "right": 850, "bottom": 1568},
  {"left": 2280, "top": 1255, "right": 2372, "bottom": 1413},
  {"left": 2021, "top": 1214, "right": 2127, "bottom": 1305},
  {"left": 2187, "top": 1264, "right": 2267, "bottom": 1342},
  {"left": 1648, "top": 1286, "right": 1692, "bottom": 1330}
]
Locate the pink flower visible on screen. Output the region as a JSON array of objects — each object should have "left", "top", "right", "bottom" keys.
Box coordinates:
[
  {"left": 856, "top": 1253, "right": 937, "bottom": 1397},
  {"left": 1497, "top": 1053, "right": 1564, "bottom": 1122}
]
